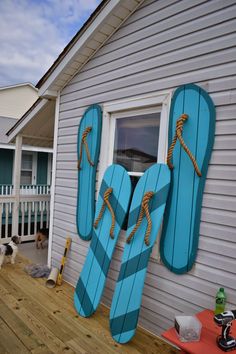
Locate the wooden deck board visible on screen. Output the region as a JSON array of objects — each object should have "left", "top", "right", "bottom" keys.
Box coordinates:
[{"left": 0, "top": 255, "right": 179, "bottom": 354}]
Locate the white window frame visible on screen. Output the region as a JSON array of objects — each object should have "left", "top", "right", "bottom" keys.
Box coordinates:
[
  {"left": 98, "top": 91, "right": 172, "bottom": 260},
  {"left": 20, "top": 151, "right": 37, "bottom": 185}
]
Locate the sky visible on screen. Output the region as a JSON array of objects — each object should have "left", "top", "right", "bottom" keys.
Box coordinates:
[{"left": 0, "top": 0, "right": 101, "bottom": 87}]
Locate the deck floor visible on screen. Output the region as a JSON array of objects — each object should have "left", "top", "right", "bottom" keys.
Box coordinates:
[
  {"left": 0, "top": 255, "right": 179, "bottom": 354},
  {"left": 18, "top": 242, "right": 48, "bottom": 264}
]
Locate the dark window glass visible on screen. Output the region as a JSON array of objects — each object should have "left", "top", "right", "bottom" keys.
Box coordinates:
[
  {"left": 112, "top": 112, "right": 160, "bottom": 230},
  {"left": 113, "top": 113, "right": 160, "bottom": 173}
]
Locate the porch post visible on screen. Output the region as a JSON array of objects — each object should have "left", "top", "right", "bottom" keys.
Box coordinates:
[{"left": 12, "top": 135, "right": 22, "bottom": 236}]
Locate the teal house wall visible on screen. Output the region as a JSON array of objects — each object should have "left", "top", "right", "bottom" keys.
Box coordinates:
[
  {"left": 0, "top": 149, "right": 14, "bottom": 184},
  {"left": 36, "top": 152, "right": 48, "bottom": 185}
]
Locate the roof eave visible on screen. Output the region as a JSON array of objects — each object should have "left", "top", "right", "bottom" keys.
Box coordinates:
[
  {"left": 7, "top": 98, "right": 48, "bottom": 142},
  {"left": 37, "top": 0, "right": 144, "bottom": 98}
]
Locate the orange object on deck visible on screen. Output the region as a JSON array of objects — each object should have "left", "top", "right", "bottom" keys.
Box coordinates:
[{"left": 162, "top": 309, "right": 236, "bottom": 354}]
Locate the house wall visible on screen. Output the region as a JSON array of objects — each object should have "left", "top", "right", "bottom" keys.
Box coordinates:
[
  {"left": 52, "top": 0, "right": 236, "bottom": 336},
  {"left": 0, "top": 149, "right": 13, "bottom": 184},
  {"left": 0, "top": 116, "right": 18, "bottom": 145},
  {"left": 37, "top": 152, "right": 48, "bottom": 185},
  {"left": 0, "top": 84, "right": 38, "bottom": 119}
]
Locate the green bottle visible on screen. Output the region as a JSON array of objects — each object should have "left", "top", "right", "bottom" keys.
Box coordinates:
[{"left": 215, "top": 287, "right": 226, "bottom": 315}]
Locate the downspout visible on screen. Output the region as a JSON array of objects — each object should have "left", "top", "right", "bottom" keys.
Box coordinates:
[{"left": 47, "top": 94, "right": 60, "bottom": 268}]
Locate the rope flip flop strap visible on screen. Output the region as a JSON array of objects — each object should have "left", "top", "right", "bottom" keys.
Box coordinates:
[
  {"left": 167, "top": 114, "right": 202, "bottom": 177},
  {"left": 126, "top": 191, "right": 155, "bottom": 247},
  {"left": 77, "top": 126, "right": 94, "bottom": 170},
  {"left": 94, "top": 187, "right": 115, "bottom": 239}
]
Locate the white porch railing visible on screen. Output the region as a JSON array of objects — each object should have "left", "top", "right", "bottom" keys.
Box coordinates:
[
  {"left": 0, "top": 194, "right": 50, "bottom": 244},
  {"left": 0, "top": 184, "right": 51, "bottom": 196}
]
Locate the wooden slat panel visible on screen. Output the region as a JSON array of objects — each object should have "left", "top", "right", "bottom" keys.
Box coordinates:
[{"left": 1, "top": 256, "right": 174, "bottom": 354}]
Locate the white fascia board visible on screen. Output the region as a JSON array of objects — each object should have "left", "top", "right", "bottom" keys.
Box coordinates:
[
  {"left": 22, "top": 145, "right": 53, "bottom": 153},
  {"left": 0, "top": 144, "right": 15, "bottom": 150},
  {"left": 0, "top": 82, "right": 37, "bottom": 91},
  {"left": 7, "top": 98, "right": 49, "bottom": 143},
  {"left": 42, "top": 90, "right": 58, "bottom": 99},
  {"left": 38, "top": 0, "right": 120, "bottom": 97},
  {"left": 0, "top": 143, "right": 53, "bottom": 153}
]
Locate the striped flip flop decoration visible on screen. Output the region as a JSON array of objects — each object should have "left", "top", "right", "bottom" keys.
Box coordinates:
[
  {"left": 74, "top": 164, "right": 131, "bottom": 317},
  {"left": 110, "top": 164, "right": 170, "bottom": 343}
]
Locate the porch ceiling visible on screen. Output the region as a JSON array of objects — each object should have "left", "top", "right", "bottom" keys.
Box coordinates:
[{"left": 7, "top": 99, "right": 55, "bottom": 148}]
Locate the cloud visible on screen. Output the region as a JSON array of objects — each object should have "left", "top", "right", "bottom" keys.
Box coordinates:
[{"left": 0, "top": 0, "right": 101, "bottom": 87}]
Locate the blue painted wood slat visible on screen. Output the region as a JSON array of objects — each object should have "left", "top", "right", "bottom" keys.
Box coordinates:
[
  {"left": 160, "top": 83, "right": 216, "bottom": 274},
  {"left": 76, "top": 104, "right": 102, "bottom": 241},
  {"left": 74, "top": 164, "right": 132, "bottom": 317},
  {"left": 110, "top": 164, "right": 170, "bottom": 343}
]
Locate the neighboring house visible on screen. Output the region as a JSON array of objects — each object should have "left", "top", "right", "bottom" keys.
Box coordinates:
[
  {"left": 0, "top": 83, "right": 38, "bottom": 119},
  {"left": 0, "top": 83, "right": 52, "bottom": 192},
  {"left": 0, "top": 84, "right": 53, "bottom": 240},
  {"left": 7, "top": 0, "right": 236, "bottom": 339}
]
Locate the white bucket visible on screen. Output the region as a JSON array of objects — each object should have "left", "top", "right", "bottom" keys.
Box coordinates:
[{"left": 46, "top": 267, "right": 59, "bottom": 288}]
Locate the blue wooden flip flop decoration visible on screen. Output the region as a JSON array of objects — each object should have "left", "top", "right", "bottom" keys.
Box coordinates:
[
  {"left": 110, "top": 164, "right": 170, "bottom": 344},
  {"left": 160, "top": 83, "right": 215, "bottom": 274},
  {"left": 74, "top": 164, "right": 131, "bottom": 317},
  {"left": 76, "top": 104, "right": 102, "bottom": 241}
]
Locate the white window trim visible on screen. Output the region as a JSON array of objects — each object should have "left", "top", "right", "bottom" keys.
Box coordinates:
[
  {"left": 19, "top": 151, "right": 37, "bottom": 185},
  {"left": 99, "top": 91, "right": 172, "bottom": 188},
  {"left": 98, "top": 91, "right": 172, "bottom": 261}
]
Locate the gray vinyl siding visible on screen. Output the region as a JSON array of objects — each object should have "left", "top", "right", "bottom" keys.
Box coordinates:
[{"left": 51, "top": 0, "right": 236, "bottom": 337}]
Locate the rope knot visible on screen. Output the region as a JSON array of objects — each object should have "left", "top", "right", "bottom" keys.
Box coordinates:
[
  {"left": 127, "top": 191, "right": 155, "bottom": 247},
  {"left": 141, "top": 191, "right": 154, "bottom": 209},
  {"left": 82, "top": 126, "right": 92, "bottom": 142},
  {"left": 176, "top": 114, "right": 188, "bottom": 132},
  {"left": 103, "top": 187, "right": 113, "bottom": 201},
  {"left": 167, "top": 113, "right": 202, "bottom": 177},
  {"left": 94, "top": 187, "right": 115, "bottom": 239},
  {"left": 77, "top": 126, "right": 94, "bottom": 170}
]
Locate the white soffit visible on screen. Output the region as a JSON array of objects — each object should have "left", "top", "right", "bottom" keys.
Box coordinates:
[
  {"left": 7, "top": 99, "right": 55, "bottom": 148},
  {"left": 38, "top": 0, "right": 144, "bottom": 97}
]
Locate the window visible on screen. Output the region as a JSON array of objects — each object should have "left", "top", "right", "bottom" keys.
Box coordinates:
[
  {"left": 113, "top": 109, "right": 160, "bottom": 186},
  {"left": 113, "top": 109, "right": 161, "bottom": 230},
  {"left": 99, "top": 92, "right": 171, "bottom": 188},
  {"left": 99, "top": 91, "right": 172, "bottom": 259},
  {"left": 20, "top": 152, "right": 37, "bottom": 185},
  {"left": 21, "top": 153, "right": 33, "bottom": 185}
]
